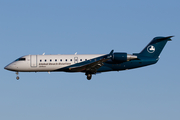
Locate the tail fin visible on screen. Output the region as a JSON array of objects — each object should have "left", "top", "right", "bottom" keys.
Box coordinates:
[{"left": 138, "top": 36, "right": 173, "bottom": 58}]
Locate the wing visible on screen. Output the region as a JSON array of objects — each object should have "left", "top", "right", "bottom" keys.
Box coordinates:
[
  {"left": 68, "top": 50, "right": 114, "bottom": 74},
  {"left": 69, "top": 58, "right": 109, "bottom": 73}
]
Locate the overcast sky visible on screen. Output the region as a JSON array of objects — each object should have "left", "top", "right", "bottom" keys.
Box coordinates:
[{"left": 1, "top": 0, "right": 180, "bottom": 120}]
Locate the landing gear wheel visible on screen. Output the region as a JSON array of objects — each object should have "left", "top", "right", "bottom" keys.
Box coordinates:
[
  {"left": 87, "top": 74, "right": 92, "bottom": 80},
  {"left": 16, "top": 76, "right": 19, "bottom": 80},
  {"left": 16, "top": 72, "right": 19, "bottom": 80}
]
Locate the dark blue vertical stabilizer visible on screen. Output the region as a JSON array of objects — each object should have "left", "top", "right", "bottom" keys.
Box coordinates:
[{"left": 138, "top": 36, "right": 173, "bottom": 58}]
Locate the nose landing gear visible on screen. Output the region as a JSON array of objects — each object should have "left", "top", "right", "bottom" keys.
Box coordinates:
[{"left": 16, "top": 72, "right": 19, "bottom": 80}]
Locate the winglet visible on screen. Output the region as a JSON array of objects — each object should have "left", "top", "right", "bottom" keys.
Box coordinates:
[
  {"left": 109, "top": 50, "right": 114, "bottom": 55},
  {"left": 106, "top": 50, "right": 114, "bottom": 59}
]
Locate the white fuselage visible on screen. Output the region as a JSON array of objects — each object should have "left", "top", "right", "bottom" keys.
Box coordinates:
[{"left": 5, "top": 54, "right": 105, "bottom": 72}]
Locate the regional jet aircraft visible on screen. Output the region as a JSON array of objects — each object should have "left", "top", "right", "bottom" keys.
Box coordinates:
[{"left": 4, "top": 36, "right": 173, "bottom": 80}]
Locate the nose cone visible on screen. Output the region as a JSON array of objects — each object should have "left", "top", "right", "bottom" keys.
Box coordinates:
[
  {"left": 4, "top": 65, "right": 11, "bottom": 70},
  {"left": 4, "top": 64, "right": 16, "bottom": 71}
]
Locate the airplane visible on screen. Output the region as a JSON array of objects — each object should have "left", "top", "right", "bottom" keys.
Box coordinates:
[{"left": 4, "top": 36, "right": 173, "bottom": 80}]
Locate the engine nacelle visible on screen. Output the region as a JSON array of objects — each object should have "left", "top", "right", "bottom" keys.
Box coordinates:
[
  {"left": 112, "top": 53, "right": 127, "bottom": 62},
  {"left": 112, "top": 52, "right": 137, "bottom": 63}
]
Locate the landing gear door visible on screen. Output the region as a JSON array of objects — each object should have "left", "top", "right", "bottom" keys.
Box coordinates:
[
  {"left": 74, "top": 57, "right": 78, "bottom": 63},
  {"left": 31, "top": 55, "right": 37, "bottom": 67}
]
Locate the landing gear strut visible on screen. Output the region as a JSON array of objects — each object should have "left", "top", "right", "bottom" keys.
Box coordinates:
[
  {"left": 86, "top": 73, "right": 92, "bottom": 80},
  {"left": 16, "top": 72, "right": 19, "bottom": 80}
]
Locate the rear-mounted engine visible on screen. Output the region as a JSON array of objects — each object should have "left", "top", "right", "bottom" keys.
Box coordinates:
[{"left": 112, "top": 53, "right": 137, "bottom": 63}]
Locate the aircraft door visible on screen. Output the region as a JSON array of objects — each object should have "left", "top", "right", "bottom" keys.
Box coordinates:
[
  {"left": 31, "top": 55, "right": 37, "bottom": 67},
  {"left": 74, "top": 57, "right": 78, "bottom": 63}
]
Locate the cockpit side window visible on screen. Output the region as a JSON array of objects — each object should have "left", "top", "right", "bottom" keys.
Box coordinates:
[{"left": 15, "top": 58, "right": 26, "bottom": 61}]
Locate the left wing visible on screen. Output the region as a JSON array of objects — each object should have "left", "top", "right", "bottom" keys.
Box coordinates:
[{"left": 69, "top": 50, "right": 114, "bottom": 74}]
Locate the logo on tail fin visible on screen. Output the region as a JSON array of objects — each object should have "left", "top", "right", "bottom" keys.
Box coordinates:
[{"left": 147, "top": 45, "right": 155, "bottom": 53}]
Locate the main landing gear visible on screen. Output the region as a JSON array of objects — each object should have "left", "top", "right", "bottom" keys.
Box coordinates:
[
  {"left": 86, "top": 73, "right": 92, "bottom": 80},
  {"left": 16, "top": 72, "right": 19, "bottom": 80}
]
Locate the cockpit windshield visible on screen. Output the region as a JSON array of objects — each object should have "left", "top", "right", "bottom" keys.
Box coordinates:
[{"left": 15, "top": 58, "right": 26, "bottom": 61}]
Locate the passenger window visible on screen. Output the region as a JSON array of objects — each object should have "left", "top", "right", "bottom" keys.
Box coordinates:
[
  {"left": 45, "top": 59, "right": 47, "bottom": 62},
  {"left": 60, "top": 59, "right": 62, "bottom": 62},
  {"left": 55, "top": 59, "right": 57, "bottom": 62},
  {"left": 70, "top": 59, "right": 72, "bottom": 61},
  {"left": 65, "top": 59, "right": 67, "bottom": 61},
  {"left": 80, "top": 59, "right": 82, "bottom": 61},
  {"left": 85, "top": 59, "right": 87, "bottom": 61},
  {"left": 50, "top": 59, "right": 52, "bottom": 62},
  {"left": 40, "top": 60, "right": 42, "bottom": 62}
]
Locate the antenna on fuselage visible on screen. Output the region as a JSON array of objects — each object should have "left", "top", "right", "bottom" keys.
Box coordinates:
[
  {"left": 75, "top": 52, "right": 77, "bottom": 55},
  {"left": 43, "top": 52, "right": 45, "bottom": 55}
]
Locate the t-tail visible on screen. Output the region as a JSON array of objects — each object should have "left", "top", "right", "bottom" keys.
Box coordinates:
[{"left": 137, "top": 36, "right": 173, "bottom": 58}]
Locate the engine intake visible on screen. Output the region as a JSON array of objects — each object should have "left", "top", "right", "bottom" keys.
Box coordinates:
[{"left": 112, "top": 52, "right": 137, "bottom": 63}]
